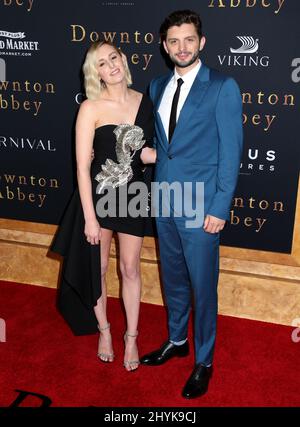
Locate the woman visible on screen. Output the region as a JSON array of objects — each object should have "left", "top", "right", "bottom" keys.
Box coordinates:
[{"left": 51, "top": 41, "right": 156, "bottom": 372}]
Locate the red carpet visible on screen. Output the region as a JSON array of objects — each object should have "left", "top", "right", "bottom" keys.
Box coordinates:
[{"left": 0, "top": 280, "right": 299, "bottom": 407}]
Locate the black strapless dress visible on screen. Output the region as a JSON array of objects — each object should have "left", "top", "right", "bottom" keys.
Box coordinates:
[
  {"left": 50, "top": 94, "right": 154, "bottom": 335},
  {"left": 91, "top": 94, "right": 154, "bottom": 236}
]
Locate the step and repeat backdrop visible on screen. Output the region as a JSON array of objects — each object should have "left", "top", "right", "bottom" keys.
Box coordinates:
[{"left": 0, "top": 0, "right": 299, "bottom": 253}]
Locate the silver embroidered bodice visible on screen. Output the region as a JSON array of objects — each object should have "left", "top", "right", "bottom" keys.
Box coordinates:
[{"left": 95, "top": 124, "right": 146, "bottom": 194}]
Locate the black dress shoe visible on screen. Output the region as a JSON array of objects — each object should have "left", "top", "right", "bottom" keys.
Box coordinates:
[
  {"left": 140, "top": 341, "right": 189, "bottom": 366},
  {"left": 182, "top": 364, "right": 212, "bottom": 399}
]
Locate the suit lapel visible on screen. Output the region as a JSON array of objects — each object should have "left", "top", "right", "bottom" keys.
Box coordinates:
[
  {"left": 154, "top": 73, "right": 172, "bottom": 148},
  {"left": 155, "top": 73, "right": 172, "bottom": 111}
]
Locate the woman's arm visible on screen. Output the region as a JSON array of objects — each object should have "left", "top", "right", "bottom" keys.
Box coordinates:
[
  {"left": 140, "top": 147, "right": 156, "bottom": 164},
  {"left": 76, "top": 100, "right": 101, "bottom": 245}
]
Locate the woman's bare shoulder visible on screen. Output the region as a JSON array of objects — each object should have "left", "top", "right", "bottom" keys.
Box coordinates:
[
  {"left": 79, "top": 98, "right": 101, "bottom": 111},
  {"left": 78, "top": 98, "right": 107, "bottom": 121}
]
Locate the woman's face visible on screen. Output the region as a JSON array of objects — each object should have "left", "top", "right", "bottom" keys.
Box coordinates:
[{"left": 96, "top": 44, "right": 126, "bottom": 86}]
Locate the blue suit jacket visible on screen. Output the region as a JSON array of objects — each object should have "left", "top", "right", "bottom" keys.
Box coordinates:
[{"left": 150, "top": 64, "right": 243, "bottom": 221}]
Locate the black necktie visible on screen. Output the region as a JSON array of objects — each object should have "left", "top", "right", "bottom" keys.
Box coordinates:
[{"left": 168, "top": 77, "right": 184, "bottom": 143}]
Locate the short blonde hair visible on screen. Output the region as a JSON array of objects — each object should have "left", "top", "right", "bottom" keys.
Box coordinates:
[{"left": 82, "top": 41, "right": 132, "bottom": 101}]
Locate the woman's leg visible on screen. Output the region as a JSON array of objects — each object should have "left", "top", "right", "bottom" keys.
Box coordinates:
[
  {"left": 94, "top": 228, "right": 114, "bottom": 362},
  {"left": 118, "top": 232, "right": 143, "bottom": 371}
]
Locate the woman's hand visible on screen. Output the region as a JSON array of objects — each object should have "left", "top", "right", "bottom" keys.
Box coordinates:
[
  {"left": 84, "top": 219, "right": 102, "bottom": 244},
  {"left": 140, "top": 147, "right": 157, "bottom": 164}
]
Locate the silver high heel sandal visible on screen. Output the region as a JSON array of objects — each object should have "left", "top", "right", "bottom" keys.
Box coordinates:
[
  {"left": 123, "top": 331, "right": 140, "bottom": 371},
  {"left": 97, "top": 323, "right": 115, "bottom": 363}
]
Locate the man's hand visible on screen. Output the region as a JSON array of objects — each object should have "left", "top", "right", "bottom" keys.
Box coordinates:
[{"left": 203, "top": 215, "right": 225, "bottom": 234}]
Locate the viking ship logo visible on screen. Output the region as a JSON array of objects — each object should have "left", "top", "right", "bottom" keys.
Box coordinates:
[{"left": 230, "top": 36, "right": 259, "bottom": 54}]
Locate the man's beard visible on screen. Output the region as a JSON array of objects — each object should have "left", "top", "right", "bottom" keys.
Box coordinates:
[{"left": 171, "top": 51, "right": 199, "bottom": 68}]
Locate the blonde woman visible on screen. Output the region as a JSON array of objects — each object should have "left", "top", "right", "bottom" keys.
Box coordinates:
[{"left": 51, "top": 41, "right": 156, "bottom": 372}]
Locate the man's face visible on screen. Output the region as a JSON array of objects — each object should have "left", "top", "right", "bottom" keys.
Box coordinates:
[{"left": 163, "top": 23, "right": 205, "bottom": 71}]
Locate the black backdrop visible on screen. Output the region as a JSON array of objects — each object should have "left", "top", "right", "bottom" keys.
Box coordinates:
[{"left": 0, "top": 0, "right": 299, "bottom": 253}]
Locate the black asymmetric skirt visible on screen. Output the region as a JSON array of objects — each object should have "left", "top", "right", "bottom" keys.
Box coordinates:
[{"left": 50, "top": 189, "right": 100, "bottom": 335}]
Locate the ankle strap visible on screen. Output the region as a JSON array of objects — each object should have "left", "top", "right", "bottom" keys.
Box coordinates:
[
  {"left": 98, "top": 323, "right": 110, "bottom": 332},
  {"left": 125, "top": 331, "right": 138, "bottom": 338}
]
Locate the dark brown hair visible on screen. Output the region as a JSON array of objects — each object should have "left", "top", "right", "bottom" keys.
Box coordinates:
[{"left": 160, "top": 10, "right": 203, "bottom": 43}]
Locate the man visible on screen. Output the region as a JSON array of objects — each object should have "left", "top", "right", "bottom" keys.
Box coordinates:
[{"left": 140, "top": 10, "right": 243, "bottom": 399}]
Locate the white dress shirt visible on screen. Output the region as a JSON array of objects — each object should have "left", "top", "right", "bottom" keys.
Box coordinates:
[{"left": 158, "top": 60, "right": 201, "bottom": 141}]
